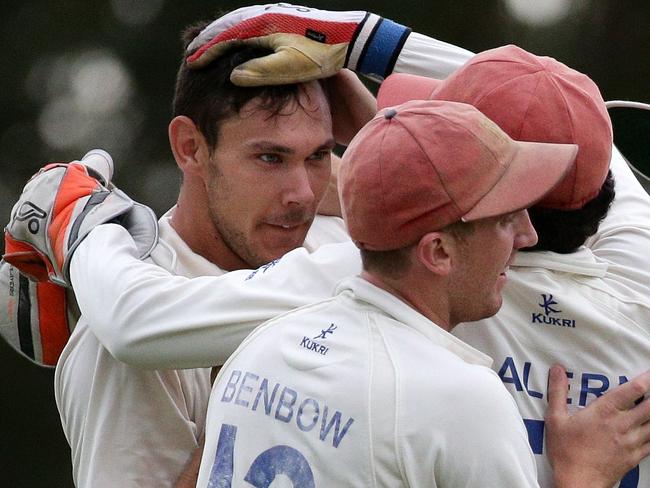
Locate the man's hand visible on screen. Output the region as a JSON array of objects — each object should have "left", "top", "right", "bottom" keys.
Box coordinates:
[
  {"left": 186, "top": 3, "right": 411, "bottom": 85},
  {"left": 317, "top": 154, "right": 342, "bottom": 218},
  {"left": 200, "top": 33, "right": 348, "bottom": 86},
  {"left": 3, "top": 150, "right": 157, "bottom": 287},
  {"left": 546, "top": 364, "right": 650, "bottom": 488},
  {"left": 323, "top": 69, "right": 377, "bottom": 145}
]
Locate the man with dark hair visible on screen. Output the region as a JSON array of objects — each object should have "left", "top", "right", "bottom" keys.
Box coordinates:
[
  {"left": 19, "top": 23, "right": 374, "bottom": 488},
  {"left": 3, "top": 9, "right": 477, "bottom": 485}
]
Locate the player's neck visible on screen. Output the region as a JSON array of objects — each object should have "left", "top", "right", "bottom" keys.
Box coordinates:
[
  {"left": 361, "top": 271, "right": 453, "bottom": 331},
  {"left": 171, "top": 186, "right": 250, "bottom": 271}
]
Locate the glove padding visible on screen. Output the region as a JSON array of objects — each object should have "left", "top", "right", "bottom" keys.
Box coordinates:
[
  {"left": 209, "top": 33, "right": 347, "bottom": 86},
  {"left": 3, "top": 160, "right": 158, "bottom": 287},
  {"left": 0, "top": 260, "right": 79, "bottom": 367},
  {"left": 186, "top": 3, "right": 411, "bottom": 84}
]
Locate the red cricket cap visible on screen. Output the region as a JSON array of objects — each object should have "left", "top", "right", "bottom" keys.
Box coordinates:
[
  {"left": 340, "top": 100, "right": 577, "bottom": 250},
  {"left": 377, "top": 45, "right": 613, "bottom": 209}
]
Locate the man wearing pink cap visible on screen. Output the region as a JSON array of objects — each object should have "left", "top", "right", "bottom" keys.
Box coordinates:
[
  {"left": 375, "top": 46, "right": 650, "bottom": 488},
  {"left": 178, "top": 10, "right": 650, "bottom": 485},
  {"left": 191, "top": 98, "right": 618, "bottom": 487}
]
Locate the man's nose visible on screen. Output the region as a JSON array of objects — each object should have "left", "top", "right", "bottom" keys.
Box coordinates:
[
  {"left": 514, "top": 210, "right": 538, "bottom": 249},
  {"left": 283, "top": 165, "right": 316, "bottom": 207}
]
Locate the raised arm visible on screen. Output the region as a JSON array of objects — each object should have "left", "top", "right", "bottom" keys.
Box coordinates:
[
  {"left": 325, "top": 69, "right": 376, "bottom": 145},
  {"left": 184, "top": 3, "right": 474, "bottom": 86}
]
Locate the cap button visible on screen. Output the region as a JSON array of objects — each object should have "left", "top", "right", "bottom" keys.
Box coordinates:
[{"left": 384, "top": 108, "right": 397, "bottom": 119}]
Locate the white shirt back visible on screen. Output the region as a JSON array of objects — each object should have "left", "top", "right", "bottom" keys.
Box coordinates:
[{"left": 197, "top": 277, "right": 539, "bottom": 488}]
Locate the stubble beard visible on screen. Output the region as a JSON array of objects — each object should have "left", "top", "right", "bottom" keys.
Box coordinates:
[
  {"left": 207, "top": 203, "right": 270, "bottom": 269},
  {"left": 204, "top": 165, "right": 269, "bottom": 269},
  {"left": 204, "top": 166, "right": 313, "bottom": 270}
]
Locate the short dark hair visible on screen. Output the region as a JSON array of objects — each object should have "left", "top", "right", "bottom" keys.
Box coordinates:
[
  {"left": 523, "top": 170, "right": 615, "bottom": 254},
  {"left": 360, "top": 245, "right": 415, "bottom": 279},
  {"left": 443, "top": 219, "right": 476, "bottom": 243},
  {"left": 173, "top": 21, "right": 316, "bottom": 151},
  {"left": 359, "top": 220, "right": 475, "bottom": 278}
]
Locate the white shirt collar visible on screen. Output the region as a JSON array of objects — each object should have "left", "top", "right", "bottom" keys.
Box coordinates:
[
  {"left": 335, "top": 276, "right": 493, "bottom": 368},
  {"left": 512, "top": 247, "right": 608, "bottom": 277},
  {"left": 153, "top": 207, "right": 227, "bottom": 278}
]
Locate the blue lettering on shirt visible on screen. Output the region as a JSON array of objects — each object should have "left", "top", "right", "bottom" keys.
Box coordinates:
[
  {"left": 220, "top": 369, "right": 354, "bottom": 448},
  {"left": 497, "top": 356, "right": 631, "bottom": 407},
  {"left": 251, "top": 378, "right": 279, "bottom": 415},
  {"left": 523, "top": 419, "right": 545, "bottom": 455}
]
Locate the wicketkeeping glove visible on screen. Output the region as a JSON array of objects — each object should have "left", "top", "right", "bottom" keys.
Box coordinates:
[
  {"left": 3, "top": 150, "right": 158, "bottom": 287},
  {"left": 0, "top": 260, "right": 79, "bottom": 367},
  {"left": 186, "top": 3, "right": 411, "bottom": 85}
]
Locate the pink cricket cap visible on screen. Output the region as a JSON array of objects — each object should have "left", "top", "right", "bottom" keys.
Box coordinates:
[
  {"left": 340, "top": 100, "right": 578, "bottom": 251},
  {"left": 377, "top": 45, "right": 613, "bottom": 209}
]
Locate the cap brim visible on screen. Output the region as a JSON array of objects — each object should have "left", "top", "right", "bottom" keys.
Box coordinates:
[
  {"left": 377, "top": 73, "right": 442, "bottom": 109},
  {"left": 463, "top": 141, "right": 579, "bottom": 221}
]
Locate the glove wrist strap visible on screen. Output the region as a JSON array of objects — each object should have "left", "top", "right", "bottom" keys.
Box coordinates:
[{"left": 346, "top": 14, "right": 411, "bottom": 81}]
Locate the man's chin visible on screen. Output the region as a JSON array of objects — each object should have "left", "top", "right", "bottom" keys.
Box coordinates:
[
  {"left": 255, "top": 237, "right": 308, "bottom": 267},
  {"left": 462, "top": 297, "right": 503, "bottom": 324},
  {"left": 484, "top": 296, "right": 504, "bottom": 319}
]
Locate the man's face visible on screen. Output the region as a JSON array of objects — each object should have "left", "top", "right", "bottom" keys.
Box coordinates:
[
  {"left": 203, "top": 81, "right": 334, "bottom": 270},
  {"left": 448, "top": 209, "right": 538, "bottom": 324}
]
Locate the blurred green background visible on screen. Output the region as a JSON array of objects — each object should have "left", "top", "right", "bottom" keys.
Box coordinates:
[{"left": 1, "top": 1, "right": 649, "bottom": 486}]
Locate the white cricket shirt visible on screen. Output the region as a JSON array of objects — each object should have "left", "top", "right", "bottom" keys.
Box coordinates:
[
  {"left": 196, "top": 277, "right": 539, "bottom": 488},
  {"left": 56, "top": 210, "right": 348, "bottom": 487},
  {"left": 454, "top": 148, "right": 650, "bottom": 488}
]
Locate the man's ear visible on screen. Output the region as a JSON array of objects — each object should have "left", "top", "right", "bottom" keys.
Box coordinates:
[
  {"left": 416, "top": 232, "right": 453, "bottom": 277},
  {"left": 168, "top": 115, "right": 210, "bottom": 177}
]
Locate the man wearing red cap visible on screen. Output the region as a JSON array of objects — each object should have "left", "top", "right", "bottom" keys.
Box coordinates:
[
  {"left": 375, "top": 46, "right": 650, "bottom": 488},
  {"left": 176, "top": 10, "right": 650, "bottom": 485},
  {"left": 190, "top": 99, "right": 646, "bottom": 487},
  {"left": 191, "top": 98, "right": 603, "bottom": 487}
]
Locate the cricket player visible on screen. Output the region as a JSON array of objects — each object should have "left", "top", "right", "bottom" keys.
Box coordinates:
[
  {"left": 2, "top": 32, "right": 374, "bottom": 488},
  {"left": 4, "top": 5, "right": 650, "bottom": 487},
  {"left": 195, "top": 99, "right": 629, "bottom": 487},
  {"left": 1, "top": 6, "right": 475, "bottom": 485},
  {"left": 1, "top": 9, "right": 477, "bottom": 485},
  {"left": 374, "top": 53, "right": 650, "bottom": 488}
]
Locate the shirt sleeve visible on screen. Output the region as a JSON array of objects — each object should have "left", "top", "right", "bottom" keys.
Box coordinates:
[
  {"left": 70, "top": 224, "right": 361, "bottom": 369},
  {"left": 393, "top": 31, "right": 474, "bottom": 78},
  {"left": 585, "top": 146, "right": 650, "bottom": 295}
]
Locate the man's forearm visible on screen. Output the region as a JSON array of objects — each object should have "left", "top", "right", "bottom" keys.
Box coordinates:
[
  {"left": 393, "top": 30, "right": 474, "bottom": 78},
  {"left": 71, "top": 225, "right": 361, "bottom": 369}
]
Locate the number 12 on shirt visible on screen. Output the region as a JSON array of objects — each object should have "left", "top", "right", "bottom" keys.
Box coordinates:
[{"left": 208, "top": 423, "right": 316, "bottom": 487}]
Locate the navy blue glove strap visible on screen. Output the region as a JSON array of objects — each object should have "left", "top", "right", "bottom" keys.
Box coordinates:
[{"left": 346, "top": 13, "right": 411, "bottom": 81}]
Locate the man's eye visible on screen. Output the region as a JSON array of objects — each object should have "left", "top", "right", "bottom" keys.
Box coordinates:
[
  {"left": 259, "top": 154, "right": 281, "bottom": 163},
  {"left": 308, "top": 151, "right": 330, "bottom": 161}
]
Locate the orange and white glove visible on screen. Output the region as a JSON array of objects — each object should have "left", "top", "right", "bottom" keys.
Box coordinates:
[{"left": 3, "top": 150, "right": 157, "bottom": 287}]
